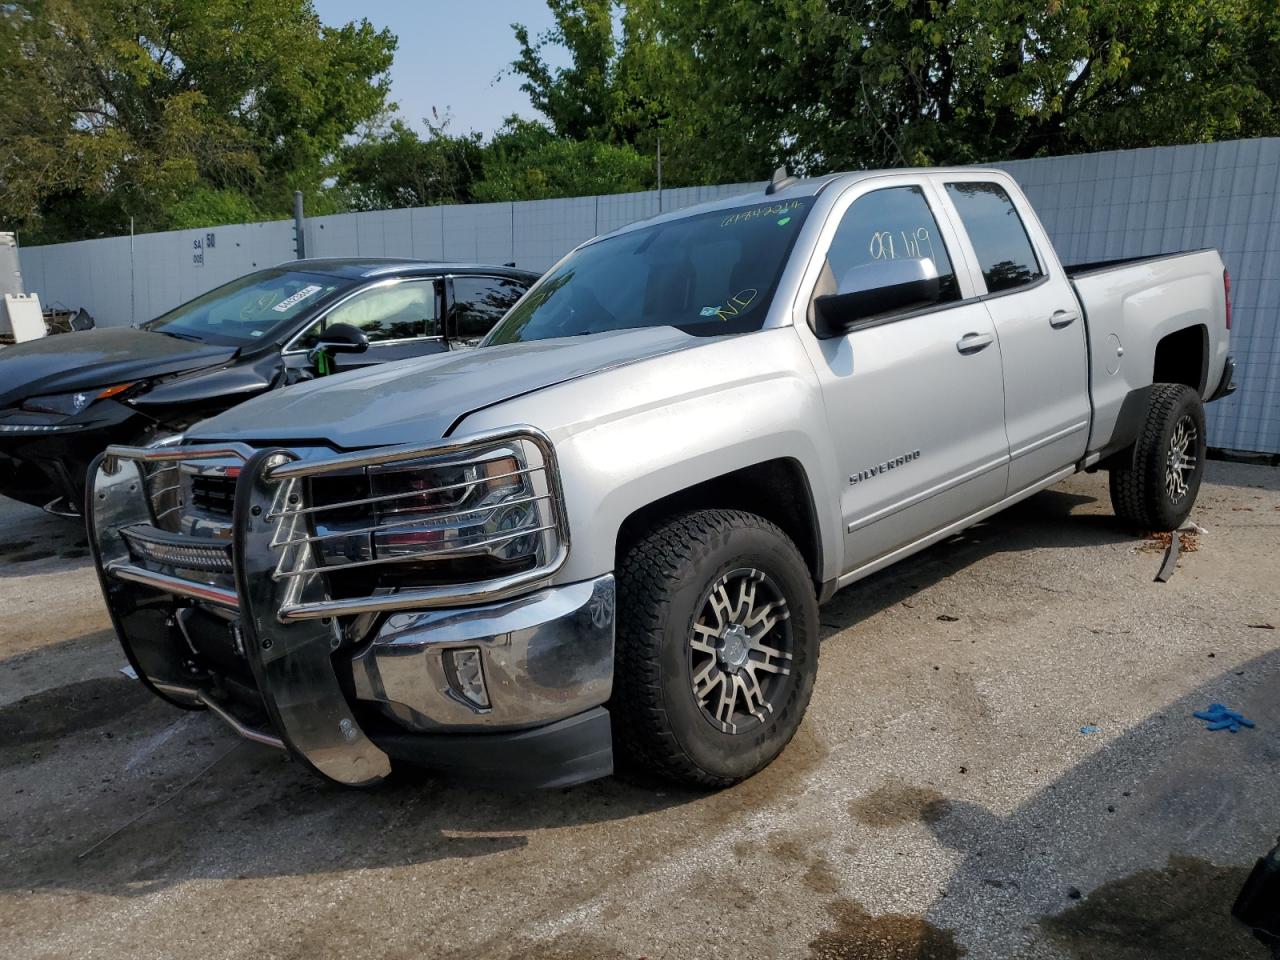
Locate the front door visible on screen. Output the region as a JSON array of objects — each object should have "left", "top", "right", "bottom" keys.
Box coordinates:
[
  {"left": 797, "top": 181, "right": 1010, "bottom": 574},
  {"left": 286, "top": 277, "right": 446, "bottom": 377},
  {"left": 941, "top": 178, "right": 1090, "bottom": 491}
]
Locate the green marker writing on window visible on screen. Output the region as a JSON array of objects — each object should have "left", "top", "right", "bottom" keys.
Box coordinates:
[{"left": 777, "top": 216, "right": 792, "bottom": 226}]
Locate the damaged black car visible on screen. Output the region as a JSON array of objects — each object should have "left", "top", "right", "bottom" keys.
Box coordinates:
[{"left": 0, "top": 259, "right": 536, "bottom": 516}]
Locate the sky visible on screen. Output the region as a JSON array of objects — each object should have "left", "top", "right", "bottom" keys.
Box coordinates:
[{"left": 312, "top": 0, "right": 570, "bottom": 138}]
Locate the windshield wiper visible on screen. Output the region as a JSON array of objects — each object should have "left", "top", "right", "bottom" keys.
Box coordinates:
[{"left": 155, "top": 329, "right": 204, "bottom": 343}]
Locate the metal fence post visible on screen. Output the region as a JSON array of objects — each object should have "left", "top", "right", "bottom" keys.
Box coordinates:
[{"left": 293, "top": 191, "right": 306, "bottom": 260}]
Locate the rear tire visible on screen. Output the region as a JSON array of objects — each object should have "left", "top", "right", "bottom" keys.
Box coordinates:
[
  {"left": 1108, "top": 383, "right": 1207, "bottom": 531},
  {"left": 611, "top": 509, "right": 819, "bottom": 788}
]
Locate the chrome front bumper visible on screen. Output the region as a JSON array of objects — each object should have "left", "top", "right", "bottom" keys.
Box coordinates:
[
  {"left": 352, "top": 575, "right": 615, "bottom": 733},
  {"left": 87, "top": 432, "right": 615, "bottom": 789}
]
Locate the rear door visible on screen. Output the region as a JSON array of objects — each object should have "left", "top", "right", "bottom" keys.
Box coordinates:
[
  {"left": 794, "top": 177, "right": 1011, "bottom": 574},
  {"left": 446, "top": 275, "right": 529, "bottom": 348},
  {"left": 938, "top": 176, "right": 1090, "bottom": 491}
]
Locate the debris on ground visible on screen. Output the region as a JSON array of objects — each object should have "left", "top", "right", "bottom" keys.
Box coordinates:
[
  {"left": 1080, "top": 725, "right": 1099, "bottom": 735},
  {"left": 1138, "top": 526, "right": 1200, "bottom": 583},
  {"left": 1156, "top": 533, "right": 1180, "bottom": 582},
  {"left": 1247, "top": 623, "right": 1275, "bottom": 630},
  {"left": 1193, "top": 703, "right": 1255, "bottom": 733},
  {"left": 936, "top": 614, "right": 959, "bottom": 622},
  {"left": 1139, "top": 530, "right": 1200, "bottom": 554}
]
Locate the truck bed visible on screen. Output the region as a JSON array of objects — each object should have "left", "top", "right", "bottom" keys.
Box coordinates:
[
  {"left": 1064, "top": 248, "right": 1215, "bottom": 279},
  {"left": 1068, "top": 248, "right": 1229, "bottom": 459}
]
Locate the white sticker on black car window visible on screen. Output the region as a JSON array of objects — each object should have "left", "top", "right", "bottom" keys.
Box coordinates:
[{"left": 272, "top": 284, "right": 325, "bottom": 313}]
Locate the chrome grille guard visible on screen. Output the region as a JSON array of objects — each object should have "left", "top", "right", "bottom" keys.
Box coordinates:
[
  {"left": 93, "top": 426, "right": 569, "bottom": 620},
  {"left": 86, "top": 426, "right": 569, "bottom": 787}
]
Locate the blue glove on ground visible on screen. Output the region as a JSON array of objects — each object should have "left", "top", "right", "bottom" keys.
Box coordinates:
[{"left": 1193, "top": 703, "right": 1255, "bottom": 733}]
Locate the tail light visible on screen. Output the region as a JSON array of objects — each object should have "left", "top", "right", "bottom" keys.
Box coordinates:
[{"left": 1224, "top": 269, "right": 1232, "bottom": 331}]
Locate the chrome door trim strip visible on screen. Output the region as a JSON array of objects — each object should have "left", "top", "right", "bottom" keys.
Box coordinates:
[
  {"left": 1008, "top": 420, "right": 1090, "bottom": 462},
  {"left": 846, "top": 454, "right": 1010, "bottom": 534}
]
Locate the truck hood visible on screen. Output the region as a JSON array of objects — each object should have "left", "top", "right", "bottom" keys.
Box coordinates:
[
  {"left": 187, "top": 327, "right": 703, "bottom": 449},
  {"left": 0, "top": 328, "right": 236, "bottom": 408}
]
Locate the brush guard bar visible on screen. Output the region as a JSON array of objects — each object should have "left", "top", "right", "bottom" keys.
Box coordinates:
[{"left": 87, "top": 427, "right": 569, "bottom": 786}]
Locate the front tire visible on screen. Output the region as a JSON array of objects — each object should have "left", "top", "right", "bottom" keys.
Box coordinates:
[
  {"left": 1108, "top": 383, "right": 1207, "bottom": 531},
  {"left": 612, "top": 509, "right": 819, "bottom": 788}
]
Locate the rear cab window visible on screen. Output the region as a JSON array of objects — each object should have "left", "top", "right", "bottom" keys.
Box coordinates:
[{"left": 943, "top": 182, "right": 1044, "bottom": 294}]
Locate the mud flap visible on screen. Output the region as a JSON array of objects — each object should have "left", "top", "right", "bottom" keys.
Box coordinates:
[{"left": 233, "top": 448, "right": 392, "bottom": 787}]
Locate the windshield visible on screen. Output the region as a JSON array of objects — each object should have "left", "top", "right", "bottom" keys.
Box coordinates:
[
  {"left": 144, "top": 269, "right": 356, "bottom": 346},
  {"left": 484, "top": 197, "right": 814, "bottom": 345}
]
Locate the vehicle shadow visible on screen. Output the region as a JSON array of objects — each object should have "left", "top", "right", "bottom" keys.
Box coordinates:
[
  {"left": 0, "top": 496, "right": 89, "bottom": 577},
  {"left": 916, "top": 646, "right": 1280, "bottom": 959},
  {"left": 817, "top": 485, "right": 1138, "bottom": 638},
  {"left": 0, "top": 682, "right": 710, "bottom": 898}
]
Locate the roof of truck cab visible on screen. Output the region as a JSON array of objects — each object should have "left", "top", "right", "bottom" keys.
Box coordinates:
[
  {"left": 278, "top": 258, "right": 540, "bottom": 281},
  {"left": 595, "top": 166, "right": 1008, "bottom": 242}
]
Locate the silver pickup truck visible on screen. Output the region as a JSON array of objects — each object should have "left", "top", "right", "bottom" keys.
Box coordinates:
[{"left": 88, "top": 168, "right": 1235, "bottom": 790}]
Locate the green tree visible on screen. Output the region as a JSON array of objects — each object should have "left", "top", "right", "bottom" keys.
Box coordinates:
[
  {"left": 473, "top": 119, "right": 654, "bottom": 201},
  {"left": 0, "top": 0, "right": 396, "bottom": 242},
  {"left": 509, "top": 1, "right": 676, "bottom": 171},
  {"left": 338, "top": 119, "right": 486, "bottom": 210},
  {"left": 512, "top": 0, "right": 1280, "bottom": 179}
]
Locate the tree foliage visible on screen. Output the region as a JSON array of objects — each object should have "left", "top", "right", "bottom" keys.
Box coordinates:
[
  {"left": 510, "top": 0, "right": 1280, "bottom": 180},
  {"left": 0, "top": 0, "right": 395, "bottom": 242},
  {"left": 338, "top": 119, "right": 485, "bottom": 210},
  {"left": 7, "top": 0, "right": 1280, "bottom": 242},
  {"left": 472, "top": 118, "right": 654, "bottom": 201},
  {"left": 335, "top": 116, "right": 656, "bottom": 206}
]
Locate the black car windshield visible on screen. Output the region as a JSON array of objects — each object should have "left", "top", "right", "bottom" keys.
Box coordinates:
[
  {"left": 143, "top": 269, "right": 355, "bottom": 346},
  {"left": 484, "top": 197, "right": 814, "bottom": 345}
]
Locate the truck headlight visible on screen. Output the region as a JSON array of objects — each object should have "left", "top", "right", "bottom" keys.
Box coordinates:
[{"left": 303, "top": 436, "right": 562, "bottom": 590}]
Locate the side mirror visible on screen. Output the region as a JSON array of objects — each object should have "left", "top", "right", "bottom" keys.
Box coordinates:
[
  {"left": 308, "top": 322, "right": 369, "bottom": 372},
  {"left": 814, "top": 258, "right": 941, "bottom": 337}
]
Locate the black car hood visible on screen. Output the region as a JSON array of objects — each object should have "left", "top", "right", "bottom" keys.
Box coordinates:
[{"left": 0, "top": 328, "right": 237, "bottom": 408}]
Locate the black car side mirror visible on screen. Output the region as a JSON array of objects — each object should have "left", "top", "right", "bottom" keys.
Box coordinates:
[
  {"left": 308, "top": 322, "right": 369, "bottom": 373},
  {"left": 814, "top": 258, "right": 941, "bottom": 337}
]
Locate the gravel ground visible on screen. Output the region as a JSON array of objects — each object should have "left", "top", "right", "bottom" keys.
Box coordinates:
[{"left": 1, "top": 462, "right": 1278, "bottom": 960}]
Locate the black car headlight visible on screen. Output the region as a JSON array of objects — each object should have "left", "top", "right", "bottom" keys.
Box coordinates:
[{"left": 21, "top": 382, "right": 136, "bottom": 417}]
